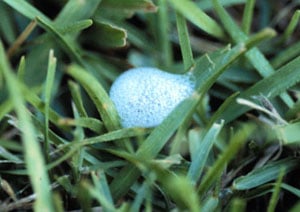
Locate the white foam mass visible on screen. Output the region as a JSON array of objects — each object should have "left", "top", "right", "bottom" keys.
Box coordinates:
[{"left": 109, "top": 67, "right": 195, "bottom": 128}]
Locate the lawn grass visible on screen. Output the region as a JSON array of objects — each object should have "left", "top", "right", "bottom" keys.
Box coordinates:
[{"left": 1, "top": 0, "right": 300, "bottom": 211}]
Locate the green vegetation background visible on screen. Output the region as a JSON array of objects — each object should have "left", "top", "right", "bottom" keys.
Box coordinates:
[{"left": 1, "top": 0, "right": 300, "bottom": 211}]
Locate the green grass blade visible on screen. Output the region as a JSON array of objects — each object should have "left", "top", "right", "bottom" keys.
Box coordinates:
[
  {"left": 0, "top": 41, "right": 54, "bottom": 211},
  {"left": 277, "top": 121, "right": 300, "bottom": 144},
  {"left": 68, "top": 80, "right": 88, "bottom": 117},
  {"left": 197, "top": 124, "right": 255, "bottom": 195},
  {"left": 59, "top": 20, "right": 93, "bottom": 34},
  {"left": 36, "top": 17, "right": 84, "bottom": 65},
  {"left": 176, "top": 11, "right": 194, "bottom": 71},
  {"left": 229, "top": 198, "right": 246, "bottom": 212},
  {"left": 158, "top": 171, "right": 201, "bottom": 211},
  {"left": 187, "top": 121, "right": 224, "bottom": 184},
  {"left": 91, "top": 171, "right": 115, "bottom": 211},
  {"left": 280, "top": 183, "right": 300, "bottom": 198},
  {"left": 168, "top": 0, "right": 225, "bottom": 39},
  {"left": 290, "top": 202, "right": 300, "bottom": 212},
  {"left": 220, "top": 56, "right": 300, "bottom": 123},
  {"left": 212, "top": 0, "right": 293, "bottom": 107},
  {"left": 66, "top": 64, "right": 120, "bottom": 131},
  {"left": 17, "top": 56, "right": 26, "bottom": 81},
  {"left": 44, "top": 50, "right": 57, "bottom": 161},
  {"left": 271, "top": 41, "right": 300, "bottom": 69},
  {"left": 157, "top": 0, "right": 173, "bottom": 68},
  {"left": 241, "top": 0, "right": 256, "bottom": 34},
  {"left": 233, "top": 158, "right": 297, "bottom": 190},
  {"left": 59, "top": 117, "right": 104, "bottom": 133},
  {"left": 3, "top": 0, "right": 51, "bottom": 23},
  {"left": 0, "top": 2, "right": 16, "bottom": 44},
  {"left": 53, "top": 0, "right": 101, "bottom": 26},
  {"left": 281, "top": 10, "right": 300, "bottom": 43},
  {"left": 267, "top": 169, "right": 285, "bottom": 212},
  {"left": 198, "top": 0, "right": 246, "bottom": 11}
]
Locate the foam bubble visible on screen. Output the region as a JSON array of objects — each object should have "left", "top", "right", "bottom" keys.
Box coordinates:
[{"left": 109, "top": 67, "right": 195, "bottom": 128}]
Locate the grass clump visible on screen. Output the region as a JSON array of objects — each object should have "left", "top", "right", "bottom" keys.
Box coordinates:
[{"left": 1, "top": 0, "right": 300, "bottom": 211}]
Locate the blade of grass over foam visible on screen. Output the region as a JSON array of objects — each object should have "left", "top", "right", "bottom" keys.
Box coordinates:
[
  {"left": 197, "top": 124, "right": 255, "bottom": 195},
  {"left": 110, "top": 43, "right": 247, "bottom": 200},
  {"left": 241, "top": 0, "right": 256, "bottom": 34},
  {"left": 212, "top": 0, "right": 294, "bottom": 108},
  {"left": 44, "top": 50, "right": 57, "bottom": 161},
  {"left": 220, "top": 56, "right": 300, "bottom": 123},
  {"left": 168, "top": 0, "right": 225, "bottom": 39},
  {"left": 175, "top": 11, "right": 194, "bottom": 71},
  {"left": 187, "top": 121, "right": 224, "bottom": 184},
  {"left": 0, "top": 41, "right": 54, "bottom": 211}
]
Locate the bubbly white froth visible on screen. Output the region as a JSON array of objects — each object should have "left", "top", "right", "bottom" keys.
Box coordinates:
[{"left": 109, "top": 67, "right": 195, "bottom": 128}]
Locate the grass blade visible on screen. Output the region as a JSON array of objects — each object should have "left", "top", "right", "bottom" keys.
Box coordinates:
[
  {"left": 267, "top": 169, "right": 285, "bottom": 212},
  {"left": 197, "top": 124, "right": 255, "bottom": 195},
  {"left": 66, "top": 64, "right": 120, "bottom": 131},
  {"left": 187, "top": 121, "right": 224, "bottom": 184},
  {"left": 44, "top": 50, "right": 57, "bottom": 161},
  {"left": 220, "top": 56, "right": 300, "bottom": 123},
  {"left": 176, "top": 11, "right": 194, "bottom": 71},
  {"left": 169, "top": 0, "right": 225, "bottom": 39},
  {"left": 0, "top": 41, "right": 54, "bottom": 211},
  {"left": 233, "top": 158, "right": 297, "bottom": 190},
  {"left": 212, "top": 0, "right": 293, "bottom": 108},
  {"left": 241, "top": 0, "right": 256, "bottom": 34}
]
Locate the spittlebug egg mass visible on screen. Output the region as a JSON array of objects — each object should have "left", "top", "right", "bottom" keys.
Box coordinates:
[{"left": 109, "top": 67, "right": 195, "bottom": 128}]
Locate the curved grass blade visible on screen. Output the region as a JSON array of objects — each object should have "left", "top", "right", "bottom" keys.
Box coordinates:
[{"left": 168, "top": 0, "right": 225, "bottom": 39}]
